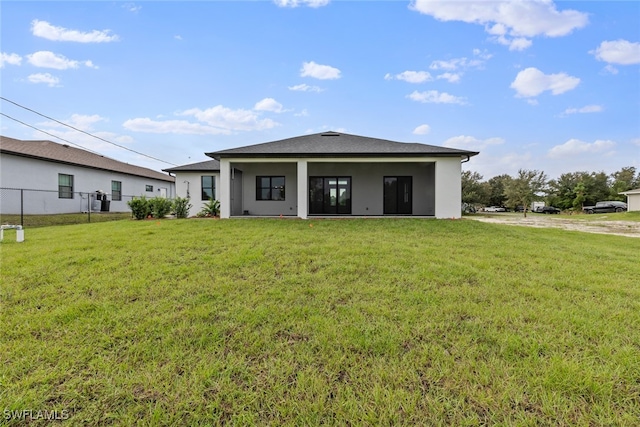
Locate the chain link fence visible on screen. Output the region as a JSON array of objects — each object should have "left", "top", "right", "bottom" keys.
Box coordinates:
[{"left": 0, "top": 187, "right": 143, "bottom": 227}]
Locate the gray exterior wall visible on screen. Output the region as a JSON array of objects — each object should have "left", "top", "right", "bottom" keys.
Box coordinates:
[
  {"left": 625, "top": 192, "right": 640, "bottom": 212},
  {"left": 173, "top": 171, "right": 219, "bottom": 217},
  {"left": 232, "top": 161, "right": 435, "bottom": 216},
  {"left": 308, "top": 162, "right": 435, "bottom": 216},
  {"left": 236, "top": 162, "right": 299, "bottom": 216},
  {"left": 0, "top": 153, "right": 174, "bottom": 214}
]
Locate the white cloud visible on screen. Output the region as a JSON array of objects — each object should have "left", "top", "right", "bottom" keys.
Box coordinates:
[
  {"left": 631, "top": 138, "right": 640, "bottom": 147},
  {"left": 31, "top": 19, "right": 119, "bottom": 43},
  {"left": 548, "top": 138, "right": 616, "bottom": 158},
  {"left": 385, "top": 70, "right": 432, "bottom": 83},
  {"left": 254, "top": 98, "right": 284, "bottom": 113},
  {"left": 123, "top": 118, "right": 230, "bottom": 135},
  {"left": 510, "top": 67, "right": 580, "bottom": 98},
  {"left": 603, "top": 64, "right": 619, "bottom": 75},
  {"left": 413, "top": 124, "right": 431, "bottom": 135},
  {"left": 174, "top": 35, "right": 183, "bottom": 41},
  {"left": 1, "top": 52, "right": 22, "bottom": 67},
  {"left": 561, "top": 105, "right": 603, "bottom": 116},
  {"left": 300, "top": 61, "right": 341, "bottom": 80},
  {"left": 27, "top": 73, "right": 61, "bottom": 87},
  {"left": 27, "top": 51, "right": 96, "bottom": 70},
  {"left": 506, "top": 37, "right": 533, "bottom": 51},
  {"left": 122, "top": 3, "right": 142, "bottom": 13},
  {"left": 428, "top": 50, "right": 489, "bottom": 84},
  {"left": 38, "top": 114, "right": 107, "bottom": 131},
  {"left": 53, "top": 114, "right": 105, "bottom": 130},
  {"left": 125, "top": 103, "right": 282, "bottom": 135},
  {"left": 407, "top": 90, "right": 467, "bottom": 105},
  {"left": 34, "top": 114, "right": 134, "bottom": 152},
  {"left": 591, "top": 39, "right": 640, "bottom": 65},
  {"left": 294, "top": 109, "right": 309, "bottom": 117},
  {"left": 430, "top": 58, "right": 468, "bottom": 70},
  {"left": 443, "top": 135, "right": 505, "bottom": 150},
  {"left": 436, "top": 72, "right": 461, "bottom": 83},
  {"left": 274, "top": 0, "right": 329, "bottom": 7},
  {"left": 181, "top": 106, "right": 280, "bottom": 131},
  {"left": 411, "top": 0, "right": 588, "bottom": 50},
  {"left": 288, "top": 83, "right": 323, "bottom": 92}
]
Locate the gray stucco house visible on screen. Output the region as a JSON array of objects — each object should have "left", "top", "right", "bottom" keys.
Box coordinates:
[
  {"left": 0, "top": 135, "right": 175, "bottom": 214},
  {"left": 164, "top": 159, "right": 221, "bottom": 218},
  {"left": 177, "top": 131, "right": 477, "bottom": 219}
]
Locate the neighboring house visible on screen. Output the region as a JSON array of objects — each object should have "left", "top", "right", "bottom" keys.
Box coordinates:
[
  {"left": 0, "top": 135, "right": 175, "bottom": 214},
  {"left": 620, "top": 188, "right": 640, "bottom": 212},
  {"left": 163, "top": 160, "right": 220, "bottom": 218},
  {"left": 202, "top": 131, "right": 478, "bottom": 219}
]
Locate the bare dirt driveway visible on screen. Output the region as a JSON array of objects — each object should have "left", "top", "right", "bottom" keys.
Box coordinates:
[{"left": 466, "top": 213, "right": 640, "bottom": 238}]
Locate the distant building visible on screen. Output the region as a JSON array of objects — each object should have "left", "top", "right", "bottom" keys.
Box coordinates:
[
  {"left": 620, "top": 188, "right": 640, "bottom": 212},
  {"left": 0, "top": 135, "right": 175, "bottom": 214}
]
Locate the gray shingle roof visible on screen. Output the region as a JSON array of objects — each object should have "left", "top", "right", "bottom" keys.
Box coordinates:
[
  {"left": 206, "top": 131, "right": 479, "bottom": 159},
  {"left": 163, "top": 159, "right": 220, "bottom": 173},
  {"left": 0, "top": 136, "right": 175, "bottom": 182}
]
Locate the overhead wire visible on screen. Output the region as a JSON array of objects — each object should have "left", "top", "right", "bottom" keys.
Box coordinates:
[{"left": 0, "top": 96, "right": 178, "bottom": 166}]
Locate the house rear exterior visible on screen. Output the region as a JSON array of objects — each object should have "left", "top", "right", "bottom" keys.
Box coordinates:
[
  {"left": 0, "top": 136, "right": 175, "bottom": 214},
  {"left": 163, "top": 160, "right": 221, "bottom": 218},
  {"left": 204, "top": 132, "right": 478, "bottom": 219}
]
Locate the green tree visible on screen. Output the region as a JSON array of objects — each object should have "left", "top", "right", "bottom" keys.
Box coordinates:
[
  {"left": 610, "top": 167, "right": 638, "bottom": 200},
  {"left": 461, "top": 170, "right": 486, "bottom": 205},
  {"left": 486, "top": 174, "right": 511, "bottom": 207},
  {"left": 503, "top": 169, "right": 548, "bottom": 217},
  {"left": 572, "top": 182, "right": 587, "bottom": 211}
]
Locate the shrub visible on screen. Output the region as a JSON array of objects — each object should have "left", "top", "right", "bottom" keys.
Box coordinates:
[
  {"left": 198, "top": 199, "right": 220, "bottom": 217},
  {"left": 127, "top": 196, "right": 151, "bottom": 220},
  {"left": 173, "top": 197, "right": 192, "bottom": 219},
  {"left": 149, "top": 197, "right": 173, "bottom": 219}
]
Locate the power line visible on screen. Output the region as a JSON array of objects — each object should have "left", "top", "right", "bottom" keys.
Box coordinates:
[
  {"left": 1, "top": 112, "right": 105, "bottom": 156},
  {"left": 0, "top": 96, "right": 178, "bottom": 166}
]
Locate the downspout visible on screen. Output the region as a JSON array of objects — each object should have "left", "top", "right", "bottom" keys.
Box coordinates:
[{"left": 461, "top": 154, "right": 470, "bottom": 164}]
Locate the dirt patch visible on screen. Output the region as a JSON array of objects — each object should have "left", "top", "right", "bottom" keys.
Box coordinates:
[{"left": 466, "top": 214, "right": 640, "bottom": 238}]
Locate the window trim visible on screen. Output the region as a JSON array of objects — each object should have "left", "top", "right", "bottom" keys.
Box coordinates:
[
  {"left": 58, "top": 173, "right": 74, "bottom": 199},
  {"left": 145, "top": 185, "right": 154, "bottom": 192},
  {"left": 111, "top": 180, "right": 122, "bottom": 201},
  {"left": 201, "top": 176, "right": 216, "bottom": 201},
  {"left": 256, "top": 176, "right": 285, "bottom": 201}
]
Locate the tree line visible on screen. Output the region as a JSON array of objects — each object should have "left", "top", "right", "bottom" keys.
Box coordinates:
[{"left": 462, "top": 166, "right": 639, "bottom": 212}]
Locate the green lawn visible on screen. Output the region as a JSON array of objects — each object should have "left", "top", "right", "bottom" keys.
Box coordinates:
[
  {"left": 0, "top": 212, "right": 132, "bottom": 228},
  {"left": 1, "top": 219, "right": 639, "bottom": 425}
]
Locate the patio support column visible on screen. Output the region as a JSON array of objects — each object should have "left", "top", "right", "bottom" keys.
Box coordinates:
[
  {"left": 434, "top": 158, "right": 462, "bottom": 219},
  {"left": 297, "top": 160, "right": 308, "bottom": 219},
  {"left": 219, "top": 159, "right": 231, "bottom": 218}
]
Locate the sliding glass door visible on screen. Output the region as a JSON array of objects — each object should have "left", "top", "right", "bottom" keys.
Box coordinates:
[
  {"left": 384, "top": 176, "right": 412, "bottom": 214},
  {"left": 309, "top": 177, "right": 351, "bottom": 215}
]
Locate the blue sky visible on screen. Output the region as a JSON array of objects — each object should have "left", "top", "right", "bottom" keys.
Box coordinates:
[{"left": 1, "top": 1, "right": 639, "bottom": 179}]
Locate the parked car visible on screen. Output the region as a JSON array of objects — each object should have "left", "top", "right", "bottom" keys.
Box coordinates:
[
  {"left": 514, "top": 205, "right": 526, "bottom": 212},
  {"left": 582, "top": 201, "right": 627, "bottom": 214},
  {"left": 534, "top": 206, "right": 561, "bottom": 214},
  {"left": 484, "top": 206, "right": 506, "bottom": 212}
]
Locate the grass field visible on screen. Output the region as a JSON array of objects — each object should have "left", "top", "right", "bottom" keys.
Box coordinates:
[
  {"left": 0, "top": 212, "right": 132, "bottom": 228},
  {"left": 1, "top": 218, "right": 639, "bottom": 425}
]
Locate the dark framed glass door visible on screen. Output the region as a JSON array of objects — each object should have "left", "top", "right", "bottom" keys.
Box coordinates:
[
  {"left": 384, "top": 176, "right": 412, "bottom": 214},
  {"left": 309, "top": 177, "right": 351, "bottom": 215}
]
